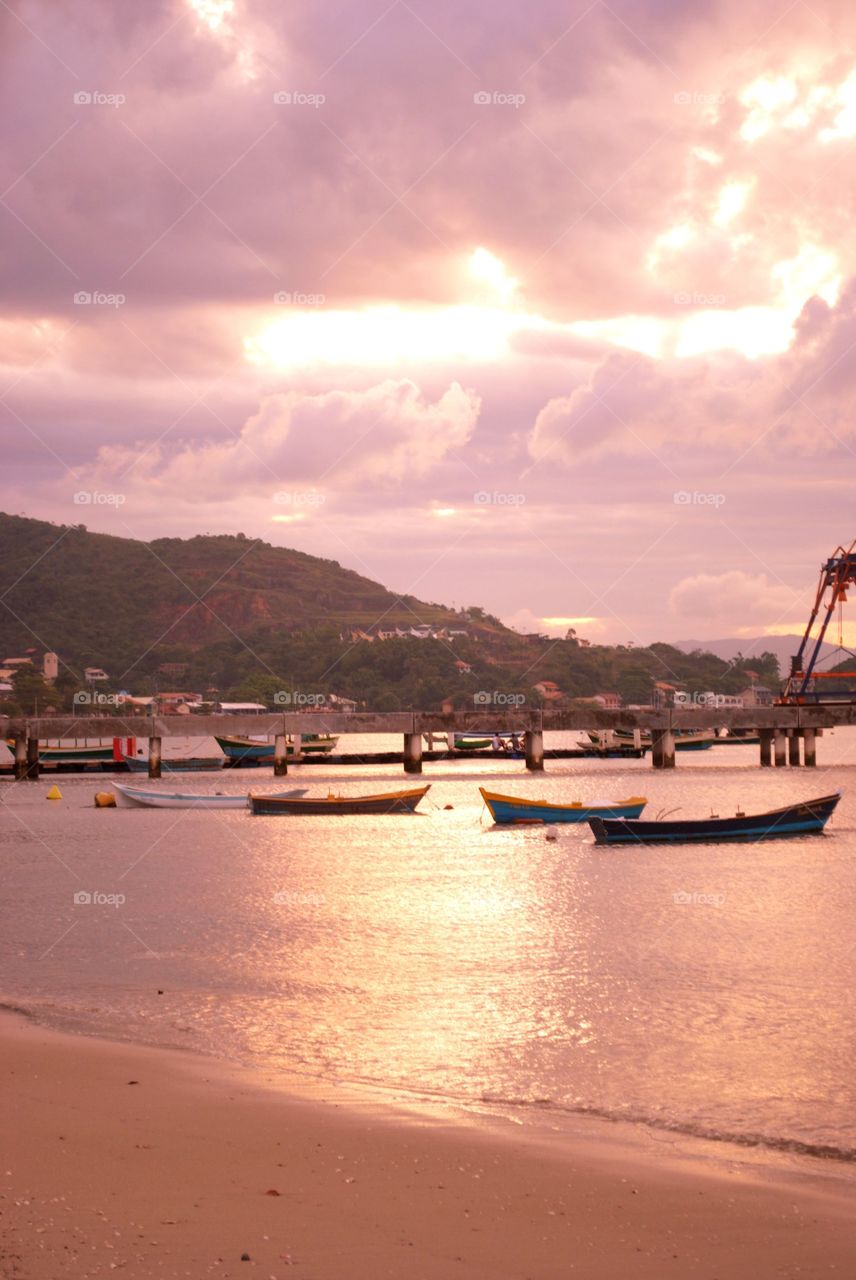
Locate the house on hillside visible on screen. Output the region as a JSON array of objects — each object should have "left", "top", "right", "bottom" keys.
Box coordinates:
[
  {"left": 84, "top": 667, "right": 109, "bottom": 683},
  {"left": 651, "top": 681, "right": 678, "bottom": 708},
  {"left": 591, "top": 691, "right": 621, "bottom": 709},
  {"left": 532, "top": 679, "right": 564, "bottom": 703},
  {"left": 455, "top": 659, "right": 473, "bottom": 675},
  {"left": 742, "top": 684, "right": 774, "bottom": 707}
]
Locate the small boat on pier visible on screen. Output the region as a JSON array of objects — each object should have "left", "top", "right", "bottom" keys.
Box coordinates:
[
  {"left": 589, "top": 792, "right": 842, "bottom": 845},
  {"left": 215, "top": 734, "right": 339, "bottom": 763}
]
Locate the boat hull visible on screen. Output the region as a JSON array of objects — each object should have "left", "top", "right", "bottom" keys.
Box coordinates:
[
  {"left": 215, "top": 734, "right": 339, "bottom": 762},
  {"left": 123, "top": 756, "right": 224, "bottom": 773},
  {"left": 480, "top": 787, "right": 647, "bottom": 824},
  {"left": 589, "top": 792, "right": 842, "bottom": 844},
  {"left": 250, "top": 785, "right": 431, "bottom": 815},
  {"left": 114, "top": 783, "right": 307, "bottom": 809}
]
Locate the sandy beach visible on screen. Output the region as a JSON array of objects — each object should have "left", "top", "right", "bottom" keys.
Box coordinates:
[{"left": 1, "top": 1010, "right": 854, "bottom": 1279}]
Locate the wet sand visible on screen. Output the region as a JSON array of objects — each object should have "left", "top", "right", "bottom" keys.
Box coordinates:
[{"left": 2, "top": 1009, "right": 854, "bottom": 1279}]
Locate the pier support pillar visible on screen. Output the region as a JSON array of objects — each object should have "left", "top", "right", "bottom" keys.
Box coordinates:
[
  {"left": 13, "top": 733, "right": 27, "bottom": 781},
  {"left": 788, "top": 730, "right": 801, "bottom": 767},
  {"left": 773, "top": 730, "right": 787, "bottom": 767},
  {"left": 759, "top": 729, "right": 773, "bottom": 767},
  {"left": 292, "top": 734, "right": 302, "bottom": 762},
  {"left": 273, "top": 733, "right": 288, "bottom": 776},
  {"left": 148, "top": 736, "right": 162, "bottom": 779},
  {"left": 803, "top": 728, "right": 817, "bottom": 767},
  {"left": 651, "top": 729, "right": 675, "bottom": 769},
  {"left": 25, "top": 737, "right": 40, "bottom": 780},
  {"left": 524, "top": 730, "right": 544, "bottom": 771},
  {"left": 403, "top": 732, "right": 423, "bottom": 774}
]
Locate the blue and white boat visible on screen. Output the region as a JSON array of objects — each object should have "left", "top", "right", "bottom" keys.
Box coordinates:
[
  {"left": 479, "top": 787, "right": 647, "bottom": 825},
  {"left": 589, "top": 792, "right": 842, "bottom": 844}
]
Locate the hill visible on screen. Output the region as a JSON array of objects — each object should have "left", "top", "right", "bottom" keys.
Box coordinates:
[
  {"left": 0, "top": 514, "right": 783, "bottom": 711},
  {"left": 674, "top": 635, "right": 829, "bottom": 676}
]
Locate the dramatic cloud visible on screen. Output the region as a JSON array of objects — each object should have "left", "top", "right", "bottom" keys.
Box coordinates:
[
  {"left": 5, "top": 0, "right": 856, "bottom": 643},
  {"left": 669, "top": 570, "right": 802, "bottom": 629}
]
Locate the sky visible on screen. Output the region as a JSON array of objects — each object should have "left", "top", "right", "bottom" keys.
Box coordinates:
[{"left": 4, "top": 0, "right": 856, "bottom": 648}]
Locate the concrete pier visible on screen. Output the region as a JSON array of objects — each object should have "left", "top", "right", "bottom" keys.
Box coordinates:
[
  {"left": 651, "top": 728, "right": 675, "bottom": 769},
  {"left": 25, "top": 737, "right": 40, "bottom": 780},
  {"left": 524, "top": 729, "right": 544, "bottom": 771},
  {"left": 759, "top": 728, "right": 773, "bottom": 767},
  {"left": 292, "top": 734, "right": 303, "bottom": 762},
  {"left": 148, "top": 736, "right": 162, "bottom": 780},
  {"left": 273, "top": 733, "right": 288, "bottom": 776},
  {"left": 13, "top": 733, "right": 27, "bottom": 781},
  {"left": 788, "top": 731, "right": 801, "bottom": 767},
  {"left": 403, "top": 732, "right": 423, "bottom": 774},
  {"left": 774, "top": 730, "right": 787, "bottom": 767},
  {"left": 803, "top": 727, "right": 817, "bottom": 766}
]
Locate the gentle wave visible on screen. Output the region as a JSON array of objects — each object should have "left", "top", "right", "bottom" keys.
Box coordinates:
[{"left": 478, "top": 1092, "right": 856, "bottom": 1163}]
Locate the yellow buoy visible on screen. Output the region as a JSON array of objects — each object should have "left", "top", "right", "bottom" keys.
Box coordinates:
[
  {"left": 94, "top": 791, "right": 117, "bottom": 808},
  {"left": 46, "top": 784, "right": 62, "bottom": 801}
]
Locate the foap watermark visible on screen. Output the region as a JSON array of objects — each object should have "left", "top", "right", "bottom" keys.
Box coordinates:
[
  {"left": 73, "top": 490, "right": 126, "bottom": 506},
  {"left": 474, "top": 691, "right": 526, "bottom": 707},
  {"left": 273, "top": 490, "right": 326, "bottom": 507},
  {"left": 673, "top": 91, "right": 725, "bottom": 107},
  {"left": 673, "top": 291, "right": 726, "bottom": 307},
  {"left": 73, "top": 90, "right": 125, "bottom": 107},
  {"left": 73, "top": 290, "right": 126, "bottom": 307},
  {"left": 272, "top": 889, "right": 326, "bottom": 907},
  {"left": 274, "top": 690, "right": 326, "bottom": 707},
  {"left": 74, "top": 890, "right": 126, "bottom": 907},
  {"left": 273, "top": 290, "right": 325, "bottom": 306},
  {"left": 474, "top": 90, "right": 526, "bottom": 108},
  {"left": 473, "top": 491, "right": 526, "bottom": 506},
  {"left": 673, "top": 890, "right": 726, "bottom": 908},
  {"left": 273, "top": 90, "right": 326, "bottom": 108},
  {"left": 673, "top": 490, "right": 725, "bottom": 508},
  {"left": 73, "top": 690, "right": 122, "bottom": 708}
]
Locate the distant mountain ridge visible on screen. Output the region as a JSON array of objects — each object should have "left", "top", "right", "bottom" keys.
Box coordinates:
[{"left": 674, "top": 635, "right": 833, "bottom": 677}]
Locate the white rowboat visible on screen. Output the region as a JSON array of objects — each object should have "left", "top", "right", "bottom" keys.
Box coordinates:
[{"left": 113, "top": 783, "right": 308, "bottom": 810}]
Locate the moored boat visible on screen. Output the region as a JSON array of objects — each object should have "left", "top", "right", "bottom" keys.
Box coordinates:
[
  {"left": 215, "top": 733, "right": 339, "bottom": 763},
  {"left": 479, "top": 787, "right": 647, "bottom": 825},
  {"left": 249, "top": 784, "right": 431, "bottom": 815},
  {"left": 588, "top": 792, "right": 842, "bottom": 845},
  {"left": 123, "top": 755, "right": 225, "bottom": 773},
  {"left": 589, "top": 729, "right": 716, "bottom": 752},
  {"left": 113, "top": 782, "right": 308, "bottom": 809}
]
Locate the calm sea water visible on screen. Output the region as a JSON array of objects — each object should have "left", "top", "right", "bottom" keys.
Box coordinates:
[{"left": 3, "top": 729, "right": 856, "bottom": 1166}]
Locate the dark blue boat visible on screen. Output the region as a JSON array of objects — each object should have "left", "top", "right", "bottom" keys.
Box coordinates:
[{"left": 589, "top": 792, "right": 842, "bottom": 845}]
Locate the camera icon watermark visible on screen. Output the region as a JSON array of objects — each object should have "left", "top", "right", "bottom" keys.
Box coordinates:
[
  {"left": 273, "top": 290, "right": 325, "bottom": 306},
  {"left": 73, "top": 90, "right": 126, "bottom": 107},
  {"left": 673, "top": 91, "right": 725, "bottom": 107},
  {"left": 73, "top": 491, "right": 126, "bottom": 506},
  {"left": 672, "top": 890, "right": 726, "bottom": 907},
  {"left": 273, "top": 690, "right": 326, "bottom": 706},
  {"left": 673, "top": 291, "right": 726, "bottom": 307},
  {"left": 673, "top": 491, "right": 726, "bottom": 508},
  {"left": 73, "top": 889, "right": 126, "bottom": 907},
  {"left": 273, "top": 490, "right": 326, "bottom": 507},
  {"left": 473, "top": 90, "right": 526, "bottom": 108},
  {"left": 272, "top": 889, "right": 326, "bottom": 906},
  {"left": 73, "top": 291, "right": 126, "bottom": 307},
  {"left": 273, "top": 90, "right": 326, "bottom": 108},
  {"left": 473, "top": 491, "right": 526, "bottom": 506},
  {"left": 473, "top": 691, "right": 526, "bottom": 707},
  {"left": 73, "top": 690, "right": 121, "bottom": 707}
]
